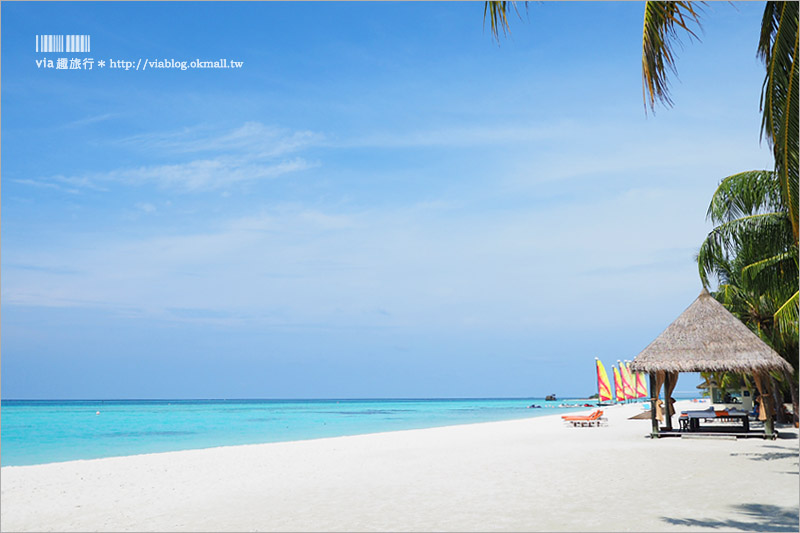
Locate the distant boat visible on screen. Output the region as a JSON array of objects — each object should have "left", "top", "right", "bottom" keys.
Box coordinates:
[{"left": 545, "top": 394, "right": 557, "bottom": 401}]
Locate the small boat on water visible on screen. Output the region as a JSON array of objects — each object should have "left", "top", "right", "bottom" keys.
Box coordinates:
[{"left": 545, "top": 394, "right": 557, "bottom": 401}]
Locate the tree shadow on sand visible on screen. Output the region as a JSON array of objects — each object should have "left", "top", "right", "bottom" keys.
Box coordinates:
[
  {"left": 728, "top": 449, "right": 799, "bottom": 475},
  {"left": 662, "top": 503, "right": 799, "bottom": 532},
  {"left": 730, "top": 451, "right": 799, "bottom": 462}
]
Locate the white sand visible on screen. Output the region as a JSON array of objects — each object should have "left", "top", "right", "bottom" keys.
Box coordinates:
[{"left": 2, "top": 400, "right": 798, "bottom": 532}]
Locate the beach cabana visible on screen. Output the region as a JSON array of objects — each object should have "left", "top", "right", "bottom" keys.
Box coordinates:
[{"left": 629, "top": 289, "right": 793, "bottom": 439}]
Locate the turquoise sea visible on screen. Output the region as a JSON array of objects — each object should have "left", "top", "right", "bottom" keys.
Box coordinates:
[{"left": 0, "top": 398, "right": 603, "bottom": 466}]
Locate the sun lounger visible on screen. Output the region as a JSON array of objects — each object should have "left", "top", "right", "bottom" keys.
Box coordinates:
[
  {"left": 679, "top": 407, "right": 750, "bottom": 432},
  {"left": 562, "top": 409, "right": 606, "bottom": 427}
]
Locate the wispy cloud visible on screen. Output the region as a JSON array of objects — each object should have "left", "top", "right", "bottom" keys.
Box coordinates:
[
  {"left": 61, "top": 113, "right": 119, "bottom": 129},
  {"left": 50, "top": 174, "right": 109, "bottom": 192},
  {"left": 107, "top": 156, "right": 315, "bottom": 192},
  {"left": 134, "top": 202, "right": 157, "bottom": 213},
  {"left": 12, "top": 179, "right": 80, "bottom": 194},
  {"left": 16, "top": 123, "right": 321, "bottom": 194},
  {"left": 4, "top": 184, "right": 707, "bottom": 331},
  {"left": 332, "top": 122, "right": 576, "bottom": 149},
  {"left": 119, "top": 122, "right": 324, "bottom": 158}
]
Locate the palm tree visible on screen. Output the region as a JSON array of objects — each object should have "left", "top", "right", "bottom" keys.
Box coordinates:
[
  {"left": 758, "top": 2, "right": 798, "bottom": 243},
  {"left": 485, "top": 2, "right": 798, "bottom": 241},
  {"left": 484, "top": 1, "right": 799, "bottom": 418},
  {"left": 697, "top": 169, "right": 798, "bottom": 420},
  {"left": 638, "top": 1, "right": 799, "bottom": 359},
  {"left": 698, "top": 170, "right": 798, "bottom": 331},
  {"left": 485, "top": 2, "right": 799, "bottom": 335}
]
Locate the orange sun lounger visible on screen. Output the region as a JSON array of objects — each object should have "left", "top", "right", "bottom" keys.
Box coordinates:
[{"left": 561, "top": 409, "right": 606, "bottom": 427}]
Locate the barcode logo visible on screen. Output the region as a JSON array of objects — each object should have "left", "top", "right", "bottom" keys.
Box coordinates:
[{"left": 36, "top": 35, "right": 91, "bottom": 53}]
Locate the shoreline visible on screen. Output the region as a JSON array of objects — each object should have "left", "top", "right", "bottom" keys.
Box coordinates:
[
  {"left": 2, "top": 400, "right": 797, "bottom": 532},
  {"left": 2, "top": 398, "right": 638, "bottom": 468},
  {"left": 2, "top": 402, "right": 618, "bottom": 468}
]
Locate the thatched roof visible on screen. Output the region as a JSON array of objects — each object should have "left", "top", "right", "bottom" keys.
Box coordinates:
[
  {"left": 629, "top": 289, "right": 793, "bottom": 374},
  {"left": 695, "top": 380, "right": 717, "bottom": 390}
]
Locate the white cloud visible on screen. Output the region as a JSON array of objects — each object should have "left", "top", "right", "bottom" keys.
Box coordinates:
[
  {"left": 109, "top": 156, "right": 315, "bottom": 192},
  {"left": 16, "top": 123, "right": 321, "bottom": 194},
  {"left": 12, "top": 179, "right": 79, "bottom": 194},
  {"left": 62, "top": 113, "right": 119, "bottom": 129},
  {"left": 3, "top": 183, "right": 710, "bottom": 332},
  {"left": 118, "top": 122, "right": 323, "bottom": 158},
  {"left": 332, "top": 121, "right": 576, "bottom": 149},
  {"left": 135, "top": 202, "right": 157, "bottom": 213}
]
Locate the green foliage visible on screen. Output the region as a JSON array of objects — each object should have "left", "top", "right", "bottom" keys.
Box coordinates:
[
  {"left": 641, "top": 1, "right": 703, "bottom": 111},
  {"left": 698, "top": 168, "right": 799, "bottom": 372},
  {"left": 698, "top": 170, "right": 798, "bottom": 375},
  {"left": 484, "top": 1, "right": 524, "bottom": 41},
  {"left": 759, "top": 2, "right": 799, "bottom": 241}
]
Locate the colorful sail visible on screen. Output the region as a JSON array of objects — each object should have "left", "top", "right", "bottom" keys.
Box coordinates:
[
  {"left": 624, "top": 361, "right": 644, "bottom": 400},
  {"left": 618, "top": 360, "right": 634, "bottom": 400},
  {"left": 613, "top": 366, "right": 626, "bottom": 402},
  {"left": 595, "top": 358, "right": 612, "bottom": 402},
  {"left": 634, "top": 367, "right": 648, "bottom": 398}
]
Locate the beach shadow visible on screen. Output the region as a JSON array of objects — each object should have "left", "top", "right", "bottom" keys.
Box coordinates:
[
  {"left": 730, "top": 451, "right": 799, "bottom": 461},
  {"left": 662, "top": 503, "right": 799, "bottom": 532},
  {"left": 728, "top": 449, "right": 799, "bottom": 475}
]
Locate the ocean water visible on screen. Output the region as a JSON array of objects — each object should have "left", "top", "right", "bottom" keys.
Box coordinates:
[{"left": 0, "top": 398, "right": 602, "bottom": 466}]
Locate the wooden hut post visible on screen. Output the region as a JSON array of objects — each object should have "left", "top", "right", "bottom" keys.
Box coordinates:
[
  {"left": 663, "top": 372, "right": 673, "bottom": 431},
  {"left": 649, "top": 373, "right": 659, "bottom": 438},
  {"left": 753, "top": 371, "right": 775, "bottom": 439}
]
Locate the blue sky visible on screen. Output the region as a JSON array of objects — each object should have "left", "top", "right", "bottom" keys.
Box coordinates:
[{"left": 2, "top": 2, "right": 773, "bottom": 399}]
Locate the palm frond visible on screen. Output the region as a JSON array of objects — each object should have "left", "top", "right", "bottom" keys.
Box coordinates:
[
  {"left": 741, "top": 248, "right": 798, "bottom": 297},
  {"left": 774, "top": 290, "right": 799, "bottom": 337},
  {"left": 484, "top": 1, "right": 525, "bottom": 41},
  {"left": 701, "top": 212, "right": 793, "bottom": 260},
  {"left": 759, "top": 1, "right": 799, "bottom": 241},
  {"left": 641, "top": 1, "right": 703, "bottom": 112},
  {"left": 706, "top": 170, "right": 783, "bottom": 224},
  {"left": 698, "top": 235, "right": 733, "bottom": 288}
]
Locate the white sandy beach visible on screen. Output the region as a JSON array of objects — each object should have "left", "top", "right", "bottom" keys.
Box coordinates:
[{"left": 1, "top": 400, "right": 798, "bottom": 532}]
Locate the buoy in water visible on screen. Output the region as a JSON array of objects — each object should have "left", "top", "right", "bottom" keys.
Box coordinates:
[{"left": 96, "top": 411, "right": 100, "bottom": 415}]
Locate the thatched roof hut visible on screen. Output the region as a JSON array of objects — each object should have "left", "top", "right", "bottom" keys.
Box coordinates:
[
  {"left": 629, "top": 289, "right": 792, "bottom": 375},
  {"left": 695, "top": 380, "right": 716, "bottom": 390},
  {"left": 629, "top": 289, "right": 792, "bottom": 438}
]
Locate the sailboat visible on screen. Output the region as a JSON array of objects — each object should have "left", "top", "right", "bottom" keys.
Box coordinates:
[
  {"left": 613, "top": 365, "right": 626, "bottom": 403},
  {"left": 595, "top": 358, "right": 613, "bottom": 406},
  {"left": 618, "top": 360, "right": 635, "bottom": 403},
  {"left": 629, "top": 361, "right": 648, "bottom": 399}
]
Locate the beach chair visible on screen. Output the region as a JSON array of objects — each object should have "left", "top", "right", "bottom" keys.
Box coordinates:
[
  {"left": 562, "top": 409, "right": 605, "bottom": 427},
  {"left": 678, "top": 407, "right": 750, "bottom": 432}
]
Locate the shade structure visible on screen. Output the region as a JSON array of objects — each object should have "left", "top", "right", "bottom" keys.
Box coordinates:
[
  {"left": 629, "top": 289, "right": 793, "bottom": 439},
  {"left": 696, "top": 378, "right": 718, "bottom": 390},
  {"left": 629, "top": 289, "right": 792, "bottom": 375}
]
